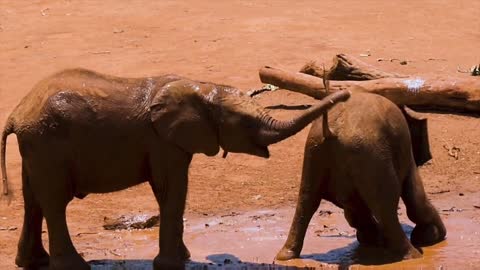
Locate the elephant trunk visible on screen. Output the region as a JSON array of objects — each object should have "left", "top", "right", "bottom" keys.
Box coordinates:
[{"left": 258, "top": 90, "right": 350, "bottom": 145}]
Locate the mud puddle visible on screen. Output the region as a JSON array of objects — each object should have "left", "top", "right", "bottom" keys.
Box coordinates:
[{"left": 79, "top": 192, "right": 480, "bottom": 269}]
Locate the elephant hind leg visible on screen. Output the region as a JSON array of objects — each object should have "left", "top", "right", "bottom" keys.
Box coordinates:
[
  {"left": 360, "top": 167, "right": 421, "bottom": 260},
  {"left": 276, "top": 146, "right": 326, "bottom": 261},
  {"left": 343, "top": 200, "right": 383, "bottom": 247},
  {"left": 28, "top": 164, "right": 90, "bottom": 270},
  {"left": 15, "top": 165, "right": 49, "bottom": 268},
  {"left": 401, "top": 167, "right": 446, "bottom": 247},
  {"left": 276, "top": 196, "right": 322, "bottom": 261}
]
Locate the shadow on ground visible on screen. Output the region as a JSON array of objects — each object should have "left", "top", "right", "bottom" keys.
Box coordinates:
[{"left": 89, "top": 254, "right": 316, "bottom": 269}]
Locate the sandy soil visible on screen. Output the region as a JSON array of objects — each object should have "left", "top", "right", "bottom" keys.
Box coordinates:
[{"left": 0, "top": 1, "right": 479, "bottom": 269}]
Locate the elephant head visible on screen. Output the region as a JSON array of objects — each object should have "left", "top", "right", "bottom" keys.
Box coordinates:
[{"left": 149, "top": 78, "right": 350, "bottom": 158}]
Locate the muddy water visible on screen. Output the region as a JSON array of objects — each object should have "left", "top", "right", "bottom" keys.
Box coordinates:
[{"left": 83, "top": 193, "right": 480, "bottom": 270}]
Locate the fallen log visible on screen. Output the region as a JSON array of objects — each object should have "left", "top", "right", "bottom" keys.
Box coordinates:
[
  {"left": 259, "top": 66, "right": 480, "bottom": 114},
  {"left": 300, "top": 54, "right": 406, "bottom": 80}
]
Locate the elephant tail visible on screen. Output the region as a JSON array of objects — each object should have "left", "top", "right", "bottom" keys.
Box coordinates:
[{"left": 1, "top": 117, "right": 15, "bottom": 196}]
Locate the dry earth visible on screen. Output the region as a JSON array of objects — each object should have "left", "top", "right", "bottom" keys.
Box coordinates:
[{"left": 0, "top": 1, "right": 479, "bottom": 269}]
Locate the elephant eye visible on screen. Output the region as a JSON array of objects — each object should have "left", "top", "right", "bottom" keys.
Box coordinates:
[{"left": 150, "top": 102, "right": 165, "bottom": 111}]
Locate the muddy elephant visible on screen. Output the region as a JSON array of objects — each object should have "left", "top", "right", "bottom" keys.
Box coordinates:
[
  {"left": 274, "top": 93, "right": 446, "bottom": 261},
  {"left": 0, "top": 68, "right": 350, "bottom": 270}
]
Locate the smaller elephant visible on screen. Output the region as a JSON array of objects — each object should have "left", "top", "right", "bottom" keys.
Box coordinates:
[{"left": 275, "top": 93, "right": 446, "bottom": 261}]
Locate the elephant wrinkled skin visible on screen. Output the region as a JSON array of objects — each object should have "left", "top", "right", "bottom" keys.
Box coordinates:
[
  {"left": 276, "top": 93, "right": 446, "bottom": 262},
  {"left": 0, "top": 68, "right": 350, "bottom": 270}
]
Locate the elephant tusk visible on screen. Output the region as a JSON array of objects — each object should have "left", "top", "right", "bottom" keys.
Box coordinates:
[{"left": 222, "top": 151, "right": 229, "bottom": 158}]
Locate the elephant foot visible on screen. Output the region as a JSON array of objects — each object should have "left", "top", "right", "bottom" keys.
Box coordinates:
[
  {"left": 401, "top": 246, "right": 423, "bottom": 260},
  {"left": 153, "top": 255, "right": 185, "bottom": 270},
  {"left": 411, "top": 223, "right": 446, "bottom": 247},
  {"left": 50, "top": 253, "right": 90, "bottom": 270},
  {"left": 275, "top": 246, "right": 300, "bottom": 261},
  {"left": 383, "top": 244, "right": 422, "bottom": 261},
  {"left": 15, "top": 247, "right": 50, "bottom": 268},
  {"left": 180, "top": 242, "right": 191, "bottom": 260},
  {"left": 356, "top": 229, "right": 384, "bottom": 246}
]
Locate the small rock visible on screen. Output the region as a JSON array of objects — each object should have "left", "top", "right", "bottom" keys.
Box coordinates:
[
  {"left": 442, "top": 206, "right": 463, "bottom": 212},
  {"left": 41, "top": 8, "right": 49, "bottom": 16},
  {"left": 0, "top": 226, "right": 17, "bottom": 231},
  {"left": 359, "top": 50, "right": 371, "bottom": 57},
  {"left": 318, "top": 210, "right": 332, "bottom": 216},
  {"left": 221, "top": 212, "right": 240, "bottom": 217},
  {"left": 253, "top": 195, "right": 262, "bottom": 200},
  {"left": 103, "top": 214, "right": 159, "bottom": 230}
]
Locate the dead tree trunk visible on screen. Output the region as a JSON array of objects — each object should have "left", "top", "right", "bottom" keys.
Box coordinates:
[
  {"left": 259, "top": 66, "right": 480, "bottom": 114},
  {"left": 300, "top": 54, "right": 406, "bottom": 81}
]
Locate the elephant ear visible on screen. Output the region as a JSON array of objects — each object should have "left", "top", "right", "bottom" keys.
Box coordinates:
[
  {"left": 400, "top": 106, "right": 432, "bottom": 166},
  {"left": 150, "top": 81, "right": 220, "bottom": 156}
]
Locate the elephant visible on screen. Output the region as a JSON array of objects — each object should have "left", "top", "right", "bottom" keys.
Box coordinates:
[
  {"left": 0, "top": 68, "right": 350, "bottom": 270},
  {"left": 274, "top": 92, "right": 446, "bottom": 262}
]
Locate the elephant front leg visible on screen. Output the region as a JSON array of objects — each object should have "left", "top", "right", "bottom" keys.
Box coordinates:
[{"left": 150, "top": 151, "right": 192, "bottom": 270}]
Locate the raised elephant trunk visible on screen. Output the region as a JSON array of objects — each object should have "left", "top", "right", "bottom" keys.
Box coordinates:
[{"left": 258, "top": 90, "right": 350, "bottom": 145}]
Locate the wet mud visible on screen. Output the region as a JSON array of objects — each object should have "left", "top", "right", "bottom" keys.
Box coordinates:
[{"left": 80, "top": 192, "right": 480, "bottom": 269}]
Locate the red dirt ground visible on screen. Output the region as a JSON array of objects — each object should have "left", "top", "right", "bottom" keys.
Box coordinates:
[{"left": 1, "top": 1, "right": 479, "bottom": 269}]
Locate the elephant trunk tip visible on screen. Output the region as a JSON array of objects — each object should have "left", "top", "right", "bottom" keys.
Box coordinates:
[{"left": 257, "top": 90, "right": 350, "bottom": 146}]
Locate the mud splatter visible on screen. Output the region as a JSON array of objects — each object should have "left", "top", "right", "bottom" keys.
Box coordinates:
[{"left": 403, "top": 78, "right": 425, "bottom": 93}]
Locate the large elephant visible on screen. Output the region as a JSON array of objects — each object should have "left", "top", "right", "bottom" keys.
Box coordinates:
[
  {"left": 275, "top": 93, "right": 446, "bottom": 262},
  {"left": 0, "top": 68, "right": 350, "bottom": 270}
]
